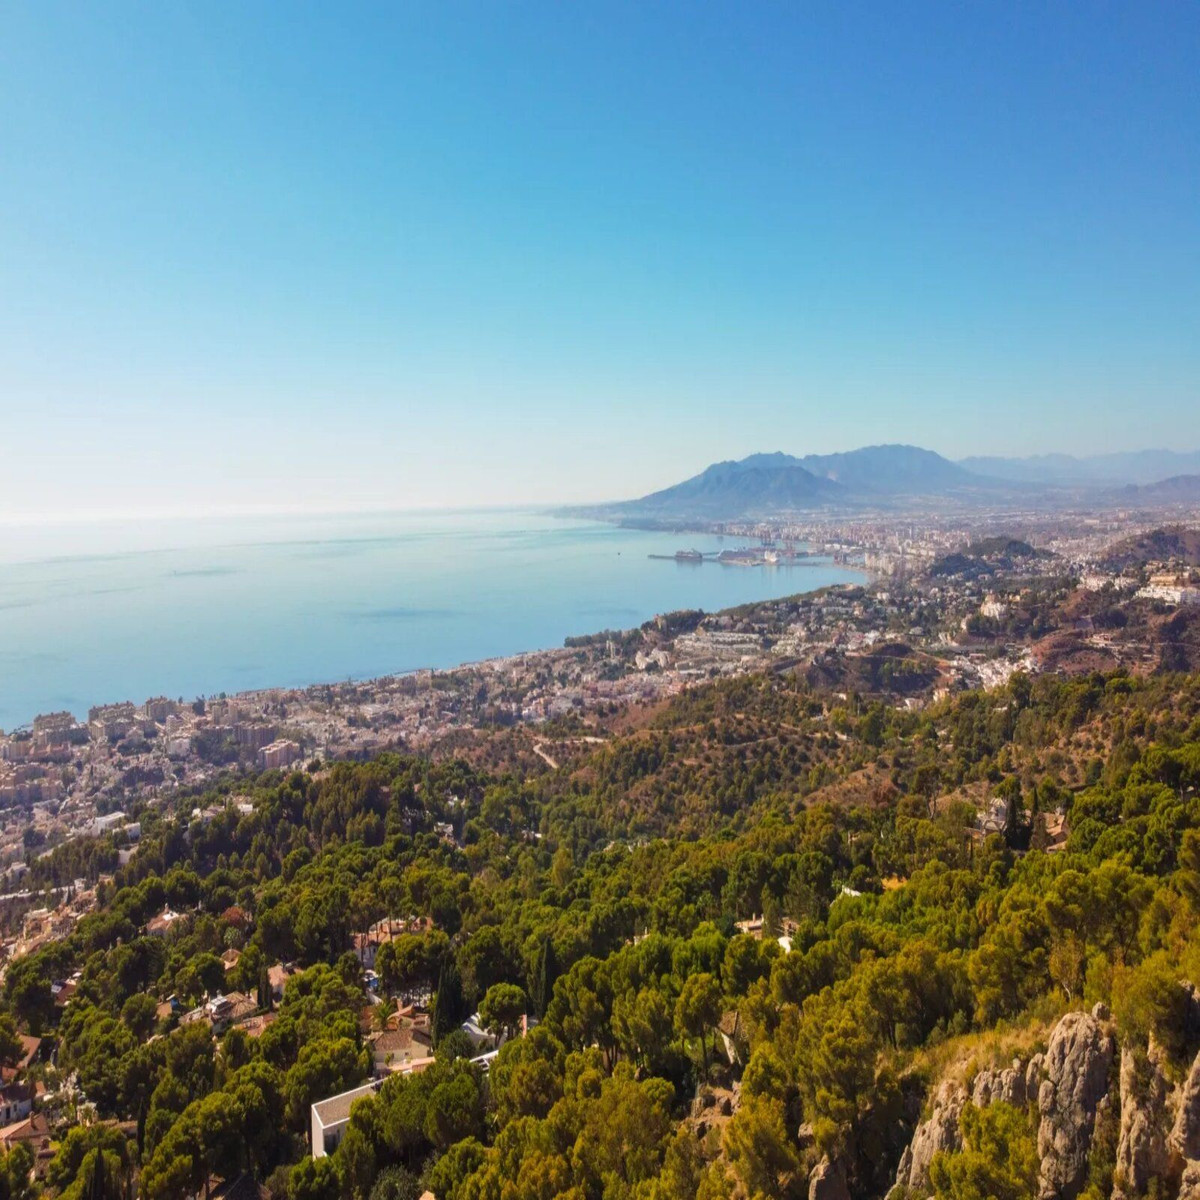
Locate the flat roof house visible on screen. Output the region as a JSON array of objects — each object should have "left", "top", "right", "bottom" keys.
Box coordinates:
[{"left": 311, "top": 1081, "right": 380, "bottom": 1158}]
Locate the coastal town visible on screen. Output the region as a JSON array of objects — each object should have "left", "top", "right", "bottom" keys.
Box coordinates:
[{"left": 2, "top": 504, "right": 1197, "bottom": 912}]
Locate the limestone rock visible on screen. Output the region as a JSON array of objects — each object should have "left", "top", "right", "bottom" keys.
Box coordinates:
[
  {"left": 809, "top": 1156, "right": 850, "bottom": 1200},
  {"left": 1172, "top": 1048, "right": 1200, "bottom": 1161},
  {"left": 1182, "top": 981, "right": 1200, "bottom": 1045},
  {"left": 1112, "top": 1046, "right": 1170, "bottom": 1198},
  {"left": 1036, "top": 1009, "right": 1115, "bottom": 1200},
  {"left": 1027, "top": 1052, "right": 1046, "bottom": 1098},
  {"left": 971, "top": 1057, "right": 1028, "bottom": 1109},
  {"left": 894, "top": 1080, "right": 966, "bottom": 1193},
  {"left": 1178, "top": 1159, "right": 1200, "bottom": 1200}
]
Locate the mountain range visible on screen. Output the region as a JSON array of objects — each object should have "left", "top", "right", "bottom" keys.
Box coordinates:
[
  {"left": 569, "top": 444, "right": 1200, "bottom": 523},
  {"left": 960, "top": 449, "right": 1200, "bottom": 486}
]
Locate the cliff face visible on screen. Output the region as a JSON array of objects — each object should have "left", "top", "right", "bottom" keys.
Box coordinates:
[
  {"left": 1113, "top": 1043, "right": 1171, "bottom": 1197},
  {"left": 1036, "top": 1006, "right": 1116, "bottom": 1200},
  {"left": 893, "top": 1079, "right": 968, "bottom": 1193},
  {"left": 886, "top": 1003, "right": 1200, "bottom": 1200}
]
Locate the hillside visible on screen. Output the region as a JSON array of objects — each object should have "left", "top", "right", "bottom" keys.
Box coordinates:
[
  {"left": 1118, "top": 475, "right": 1200, "bottom": 505},
  {"left": 928, "top": 535, "right": 1048, "bottom": 580},
  {"left": 1101, "top": 524, "right": 1200, "bottom": 570},
  {"left": 8, "top": 666, "right": 1200, "bottom": 1200}
]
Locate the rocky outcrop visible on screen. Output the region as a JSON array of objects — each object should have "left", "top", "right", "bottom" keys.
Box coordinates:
[
  {"left": 808, "top": 1156, "right": 850, "bottom": 1200},
  {"left": 893, "top": 1080, "right": 967, "bottom": 1193},
  {"left": 892, "top": 1052, "right": 1045, "bottom": 1196},
  {"left": 1179, "top": 1159, "right": 1200, "bottom": 1200},
  {"left": 1112, "top": 1045, "right": 1171, "bottom": 1198},
  {"left": 1027, "top": 1051, "right": 1046, "bottom": 1098},
  {"left": 889, "top": 1006, "right": 1142, "bottom": 1200},
  {"left": 1171, "top": 1048, "right": 1200, "bottom": 1161},
  {"left": 971, "top": 1057, "right": 1028, "bottom": 1108},
  {"left": 1036, "top": 1006, "right": 1115, "bottom": 1200}
]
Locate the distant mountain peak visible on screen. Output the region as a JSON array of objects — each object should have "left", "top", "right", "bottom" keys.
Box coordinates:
[
  {"left": 562, "top": 442, "right": 1200, "bottom": 526},
  {"left": 958, "top": 448, "right": 1200, "bottom": 486},
  {"left": 570, "top": 444, "right": 997, "bottom": 523},
  {"left": 797, "top": 444, "right": 976, "bottom": 494}
]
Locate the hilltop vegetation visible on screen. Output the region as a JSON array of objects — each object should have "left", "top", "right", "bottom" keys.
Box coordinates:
[
  {"left": 928, "top": 537, "right": 1047, "bottom": 581},
  {"left": 1101, "top": 526, "right": 1200, "bottom": 571},
  {"left": 7, "top": 669, "right": 1200, "bottom": 1200}
]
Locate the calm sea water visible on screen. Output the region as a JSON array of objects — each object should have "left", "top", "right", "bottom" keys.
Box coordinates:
[{"left": 0, "top": 509, "right": 862, "bottom": 729}]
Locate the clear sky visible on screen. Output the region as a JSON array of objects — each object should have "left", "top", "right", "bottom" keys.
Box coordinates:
[{"left": 1, "top": 2, "right": 1198, "bottom": 518}]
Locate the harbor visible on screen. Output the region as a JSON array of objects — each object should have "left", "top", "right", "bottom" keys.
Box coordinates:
[{"left": 649, "top": 545, "right": 824, "bottom": 567}]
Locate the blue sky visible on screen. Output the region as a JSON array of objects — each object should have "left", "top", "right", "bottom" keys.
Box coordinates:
[{"left": 1, "top": 2, "right": 1198, "bottom": 517}]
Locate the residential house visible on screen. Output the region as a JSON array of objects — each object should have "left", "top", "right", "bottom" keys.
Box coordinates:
[
  {"left": 0, "top": 1111, "right": 53, "bottom": 1178},
  {"left": 1, "top": 1036, "right": 40, "bottom": 1084},
  {"left": 51, "top": 975, "right": 79, "bottom": 1008},
  {"left": 146, "top": 907, "right": 184, "bottom": 937},
  {"left": 206, "top": 992, "right": 256, "bottom": 1033},
  {"left": 0, "top": 1083, "right": 33, "bottom": 1126},
  {"left": 311, "top": 1081, "right": 381, "bottom": 1158},
  {"left": 459, "top": 1014, "right": 497, "bottom": 1053},
  {"left": 352, "top": 916, "right": 434, "bottom": 969},
  {"left": 236, "top": 1012, "right": 277, "bottom": 1039},
  {"left": 367, "top": 1014, "right": 433, "bottom": 1076},
  {"left": 267, "top": 962, "right": 297, "bottom": 1002}
]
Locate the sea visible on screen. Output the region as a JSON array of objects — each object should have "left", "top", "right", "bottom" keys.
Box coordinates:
[{"left": 0, "top": 508, "right": 863, "bottom": 729}]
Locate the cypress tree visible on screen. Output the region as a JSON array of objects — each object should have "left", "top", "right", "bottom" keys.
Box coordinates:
[
  {"left": 761, "top": 889, "right": 781, "bottom": 940},
  {"left": 532, "top": 933, "right": 558, "bottom": 1017},
  {"left": 86, "top": 1151, "right": 108, "bottom": 1200},
  {"left": 998, "top": 775, "right": 1026, "bottom": 849},
  {"left": 431, "top": 956, "right": 465, "bottom": 1045}
]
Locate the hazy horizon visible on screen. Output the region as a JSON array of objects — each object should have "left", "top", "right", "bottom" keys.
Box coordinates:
[
  {"left": 3, "top": 3, "right": 1198, "bottom": 518},
  {"left": 2, "top": 437, "right": 1199, "bottom": 528}
]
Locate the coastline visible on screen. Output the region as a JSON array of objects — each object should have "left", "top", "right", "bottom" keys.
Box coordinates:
[
  {"left": 0, "top": 510, "right": 864, "bottom": 731},
  {"left": 14, "top": 555, "right": 869, "bottom": 734},
  {"left": 0, "top": 567, "right": 874, "bottom": 851}
]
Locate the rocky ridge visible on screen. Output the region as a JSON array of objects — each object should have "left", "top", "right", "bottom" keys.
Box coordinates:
[{"left": 887, "top": 1002, "right": 1200, "bottom": 1200}]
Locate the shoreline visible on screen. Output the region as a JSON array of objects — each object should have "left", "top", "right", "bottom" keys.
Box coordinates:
[
  {"left": 8, "top": 556, "right": 869, "bottom": 734},
  {"left": 0, "top": 571, "right": 881, "bottom": 855},
  {"left": 0, "top": 512, "right": 865, "bottom": 731}
]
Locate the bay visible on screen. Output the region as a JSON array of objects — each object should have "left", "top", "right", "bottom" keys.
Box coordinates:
[{"left": 0, "top": 509, "right": 862, "bottom": 728}]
